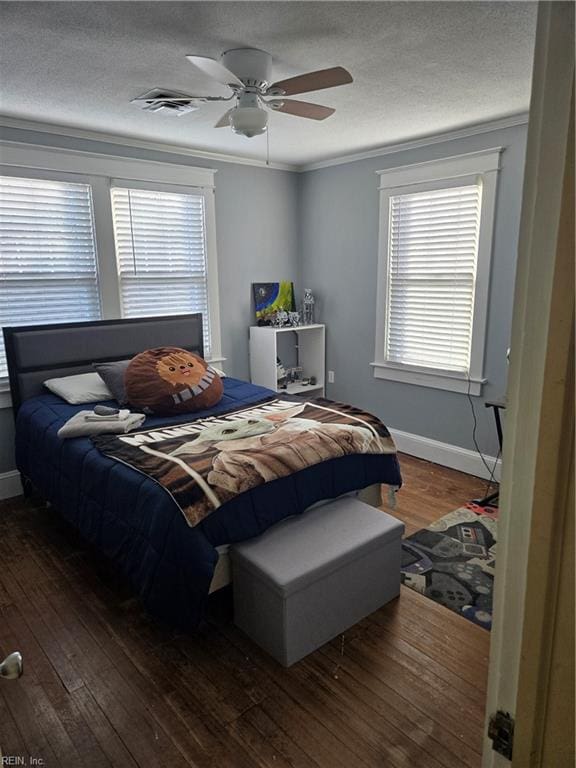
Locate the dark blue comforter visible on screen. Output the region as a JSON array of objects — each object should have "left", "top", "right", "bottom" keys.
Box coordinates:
[{"left": 15, "top": 377, "right": 402, "bottom": 629}]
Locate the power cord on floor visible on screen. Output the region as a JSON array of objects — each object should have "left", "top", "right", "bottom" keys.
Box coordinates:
[
  {"left": 466, "top": 371, "right": 500, "bottom": 497},
  {"left": 483, "top": 449, "right": 501, "bottom": 498}
]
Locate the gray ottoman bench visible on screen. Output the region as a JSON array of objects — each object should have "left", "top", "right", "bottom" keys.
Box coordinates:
[{"left": 231, "top": 496, "right": 405, "bottom": 667}]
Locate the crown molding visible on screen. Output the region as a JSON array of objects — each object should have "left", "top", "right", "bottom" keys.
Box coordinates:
[
  {"left": 0, "top": 140, "right": 218, "bottom": 189},
  {"left": 0, "top": 111, "right": 529, "bottom": 175},
  {"left": 0, "top": 115, "right": 296, "bottom": 172},
  {"left": 299, "top": 112, "right": 529, "bottom": 172}
]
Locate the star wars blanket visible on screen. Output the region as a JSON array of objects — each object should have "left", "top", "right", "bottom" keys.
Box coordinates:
[{"left": 92, "top": 398, "right": 397, "bottom": 526}]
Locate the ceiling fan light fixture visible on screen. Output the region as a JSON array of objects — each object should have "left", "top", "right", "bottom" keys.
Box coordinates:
[
  {"left": 230, "top": 106, "right": 268, "bottom": 138},
  {"left": 135, "top": 49, "right": 352, "bottom": 136}
]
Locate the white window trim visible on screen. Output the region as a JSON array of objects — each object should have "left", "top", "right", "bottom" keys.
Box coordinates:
[
  {"left": 372, "top": 147, "right": 502, "bottom": 396},
  {"left": 0, "top": 142, "right": 223, "bottom": 405}
]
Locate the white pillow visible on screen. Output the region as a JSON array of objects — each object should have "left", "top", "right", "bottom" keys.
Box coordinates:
[{"left": 44, "top": 372, "right": 114, "bottom": 404}]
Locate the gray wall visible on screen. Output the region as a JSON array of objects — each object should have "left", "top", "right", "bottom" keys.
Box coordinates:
[
  {"left": 0, "top": 128, "right": 301, "bottom": 472},
  {"left": 298, "top": 124, "right": 527, "bottom": 456}
]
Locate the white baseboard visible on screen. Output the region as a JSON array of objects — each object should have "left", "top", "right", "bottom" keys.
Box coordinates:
[
  {"left": 0, "top": 470, "right": 23, "bottom": 500},
  {"left": 390, "top": 428, "right": 501, "bottom": 482}
]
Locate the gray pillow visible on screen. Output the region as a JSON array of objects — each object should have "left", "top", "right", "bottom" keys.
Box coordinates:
[{"left": 93, "top": 359, "right": 131, "bottom": 405}]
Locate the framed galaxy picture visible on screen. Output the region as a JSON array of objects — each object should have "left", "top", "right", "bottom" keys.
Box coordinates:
[{"left": 252, "top": 281, "right": 296, "bottom": 325}]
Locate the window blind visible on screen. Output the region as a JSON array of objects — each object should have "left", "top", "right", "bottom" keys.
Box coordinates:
[
  {"left": 385, "top": 184, "right": 481, "bottom": 373},
  {"left": 0, "top": 176, "right": 101, "bottom": 379},
  {"left": 111, "top": 187, "right": 211, "bottom": 354}
]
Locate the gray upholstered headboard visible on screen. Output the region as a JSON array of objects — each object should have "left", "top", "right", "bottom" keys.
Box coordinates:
[{"left": 3, "top": 313, "right": 204, "bottom": 412}]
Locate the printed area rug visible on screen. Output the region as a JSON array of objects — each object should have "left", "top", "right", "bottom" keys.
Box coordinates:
[{"left": 401, "top": 503, "right": 498, "bottom": 630}]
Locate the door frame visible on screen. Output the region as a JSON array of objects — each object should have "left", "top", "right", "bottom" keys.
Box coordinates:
[{"left": 482, "top": 2, "right": 575, "bottom": 766}]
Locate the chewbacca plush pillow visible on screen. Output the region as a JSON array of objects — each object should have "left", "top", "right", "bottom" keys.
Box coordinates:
[{"left": 125, "top": 347, "right": 223, "bottom": 415}]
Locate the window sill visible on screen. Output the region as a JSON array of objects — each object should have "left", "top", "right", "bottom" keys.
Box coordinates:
[{"left": 371, "top": 361, "right": 485, "bottom": 396}]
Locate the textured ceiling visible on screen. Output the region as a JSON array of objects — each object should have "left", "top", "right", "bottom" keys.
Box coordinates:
[{"left": 0, "top": 2, "right": 537, "bottom": 167}]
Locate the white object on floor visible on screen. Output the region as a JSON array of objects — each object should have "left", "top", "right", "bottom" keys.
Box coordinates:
[
  {"left": 231, "top": 496, "right": 404, "bottom": 667},
  {"left": 0, "top": 651, "right": 23, "bottom": 679}
]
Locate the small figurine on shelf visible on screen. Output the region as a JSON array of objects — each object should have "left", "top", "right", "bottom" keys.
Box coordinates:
[
  {"left": 288, "top": 311, "right": 301, "bottom": 327},
  {"left": 302, "top": 289, "right": 315, "bottom": 325},
  {"left": 274, "top": 310, "right": 289, "bottom": 327}
]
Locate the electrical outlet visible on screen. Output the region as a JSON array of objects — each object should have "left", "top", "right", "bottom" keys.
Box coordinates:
[{"left": 328, "top": 370, "right": 335, "bottom": 384}]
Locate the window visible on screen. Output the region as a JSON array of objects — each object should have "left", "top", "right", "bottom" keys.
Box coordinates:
[
  {"left": 0, "top": 175, "right": 101, "bottom": 378},
  {"left": 111, "top": 186, "right": 212, "bottom": 354},
  {"left": 0, "top": 145, "right": 222, "bottom": 395},
  {"left": 373, "top": 149, "right": 501, "bottom": 395},
  {"left": 386, "top": 184, "right": 480, "bottom": 372}
]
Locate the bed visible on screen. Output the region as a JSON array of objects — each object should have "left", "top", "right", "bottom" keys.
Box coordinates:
[{"left": 5, "top": 314, "right": 402, "bottom": 629}]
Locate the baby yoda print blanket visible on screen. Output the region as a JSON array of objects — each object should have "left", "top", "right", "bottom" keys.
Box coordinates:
[{"left": 92, "top": 397, "right": 397, "bottom": 526}]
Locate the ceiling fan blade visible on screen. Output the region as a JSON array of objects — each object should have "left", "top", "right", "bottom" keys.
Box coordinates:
[
  {"left": 267, "top": 99, "right": 335, "bottom": 121},
  {"left": 186, "top": 55, "right": 244, "bottom": 89},
  {"left": 215, "top": 108, "right": 235, "bottom": 128},
  {"left": 267, "top": 66, "right": 352, "bottom": 96}
]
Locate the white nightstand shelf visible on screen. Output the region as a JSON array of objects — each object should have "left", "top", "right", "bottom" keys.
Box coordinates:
[
  {"left": 282, "top": 381, "right": 324, "bottom": 396},
  {"left": 249, "top": 324, "right": 326, "bottom": 397}
]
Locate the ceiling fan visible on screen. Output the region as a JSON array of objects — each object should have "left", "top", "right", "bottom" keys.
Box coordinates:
[{"left": 132, "top": 48, "right": 353, "bottom": 138}]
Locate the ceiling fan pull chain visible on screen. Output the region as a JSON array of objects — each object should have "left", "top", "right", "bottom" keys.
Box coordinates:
[{"left": 266, "top": 122, "right": 270, "bottom": 167}]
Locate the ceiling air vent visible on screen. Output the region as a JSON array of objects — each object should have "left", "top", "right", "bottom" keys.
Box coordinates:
[{"left": 131, "top": 89, "right": 200, "bottom": 116}]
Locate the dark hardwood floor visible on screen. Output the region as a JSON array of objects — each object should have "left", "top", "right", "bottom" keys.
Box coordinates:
[{"left": 0, "top": 455, "right": 491, "bottom": 768}]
